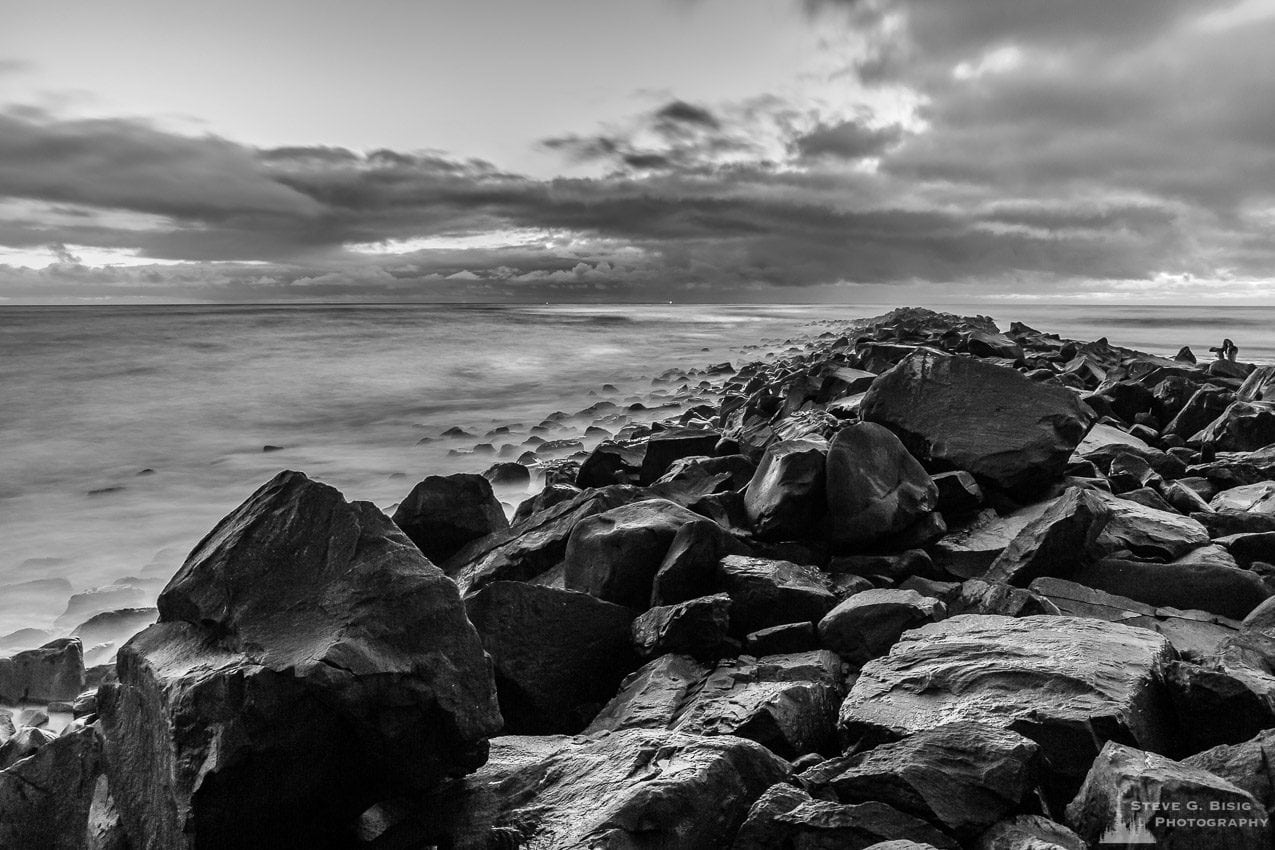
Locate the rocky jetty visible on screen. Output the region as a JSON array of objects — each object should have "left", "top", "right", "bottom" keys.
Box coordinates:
[{"left": 7, "top": 306, "right": 1275, "bottom": 848}]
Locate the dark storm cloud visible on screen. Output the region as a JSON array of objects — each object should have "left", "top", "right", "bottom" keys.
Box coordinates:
[{"left": 4, "top": 0, "right": 1275, "bottom": 300}]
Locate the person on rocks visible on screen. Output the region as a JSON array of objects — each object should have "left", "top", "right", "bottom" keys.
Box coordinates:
[{"left": 1208, "top": 338, "right": 1238, "bottom": 362}]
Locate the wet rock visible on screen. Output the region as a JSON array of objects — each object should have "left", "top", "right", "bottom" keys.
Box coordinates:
[
  {"left": 0, "top": 725, "right": 101, "bottom": 850},
  {"left": 0, "top": 637, "right": 85, "bottom": 704},
  {"left": 391, "top": 473, "right": 509, "bottom": 565},
  {"left": 743, "top": 438, "right": 828, "bottom": 540},
  {"left": 860, "top": 352, "right": 1089, "bottom": 495},
  {"left": 817, "top": 589, "right": 946, "bottom": 665},
  {"left": 419, "top": 729, "right": 789, "bottom": 850},
  {"left": 650, "top": 518, "right": 752, "bottom": 605},
  {"left": 801, "top": 721, "right": 1040, "bottom": 839},
  {"left": 445, "top": 484, "right": 644, "bottom": 595},
  {"left": 465, "top": 581, "right": 638, "bottom": 734},
  {"left": 840, "top": 615, "right": 1175, "bottom": 805},
  {"left": 98, "top": 471, "right": 501, "bottom": 850},
  {"left": 641, "top": 427, "right": 723, "bottom": 484},
  {"left": 655, "top": 453, "right": 756, "bottom": 490},
  {"left": 563, "top": 498, "right": 705, "bottom": 608},
  {"left": 631, "top": 593, "right": 732, "bottom": 660},
  {"left": 731, "top": 783, "right": 957, "bottom": 850},
  {"left": 1066, "top": 741, "right": 1269, "bottom": 849},
  {"left": 576, "top": 440, "right": 645, "bottom": 487},
  {"left": 718, "top": 554, "right": 838, "bottom": 637},
  {"left": 589, "top": 651, "right": 844, "bottom": 760},
  {"left": 975, "top": 815, "right": 1086, "bottom": 850},
  {"left": 825, "top": 423, "right": 938, "bottom": 548}
]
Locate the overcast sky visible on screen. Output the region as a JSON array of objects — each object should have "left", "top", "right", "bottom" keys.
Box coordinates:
[{"left": 3, "top": 0, "right": 1274, "bottom": 303}]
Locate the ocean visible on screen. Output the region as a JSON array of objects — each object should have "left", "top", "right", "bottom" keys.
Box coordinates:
[{"left": 1, "top": 301, "right": 1271, "bottom": 644}]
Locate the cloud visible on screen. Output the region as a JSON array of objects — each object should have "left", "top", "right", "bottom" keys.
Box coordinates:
[{"left": 4, "top": 0, "right": 1275, "bottom": 302}]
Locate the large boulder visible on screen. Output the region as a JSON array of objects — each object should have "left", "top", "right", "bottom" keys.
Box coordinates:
[
  {"left": 839, "top": 615, "right": 1175, "bottom": 806},
  {"left": 0, "top": 637, "right": 85, "bottom": 704},
  {"left": 1183, "top": 729, "right": 1275, "bottom": 812},
  {"left": 417, "top": 730, "right": 789, "bottom": 849},
  {"left": 1071, "top": 557, "right": 1270, "bottom": 620},
  {"left": 1212, "top": 482, "right": 1275, "bottom": 515},
  {"left": 562, "top": 498, "right": 704, "bottom": 608},
  {"left": 718, "top": 555, "right": 837, "bottom": 637},
  {"left": 817, "top": 589, "right": 946, "bottom": 665},
  {"left": 743, "top": 438, "right": 828, "bottom": 540},
  {"left": 391, "top": 473, "right": 508, "bottom": 564},
  {"left": 576, "top": 440, "right": 644, "bottom": 487},
  {"left": 930, "top": 502, "right": 1055, "bottom": 579},
  {"left": 800, "top": 721, "right": 1041, "bottom": 839},
  {"left": 588, "top": 651, "right": 845, "bottom": 760},
  {"left": 1066, "top": 742, "right": 1269, "bottom": 849},
  {"left": 98, "top": 471, "right": 502, "bottom": 850},
  {"left": 860, "top": 352, "right": 1090, "bottom": 495},
  {"left": 731, "top": 783, "right": 957, "bottom": 850},
  {"left": 464, "top": 581, "right": 638, "bottom": 734},
  {"left": 641, "top": 427, "right": 722, "bottom": 483},
  {"left": 1238, "top": 365, "right": 1275, "bottom": 402},
  {"left": 1193, "top": 400, "right": 1275, "bottom": 453},
  {"left": 1163, "top": 385, "right": 1234, "bottom": 441},
  {"left": 651, "top": 518, "right": 752, "bottom": 606},
  {"left": 825, "top": 423, "right": 938, "bottom": 548},
  {"left": 444, "top": 484, "right": 644, "bottom": 595},
  {"left": 0, "top": 725, "right": 101, "bottom": 850}
]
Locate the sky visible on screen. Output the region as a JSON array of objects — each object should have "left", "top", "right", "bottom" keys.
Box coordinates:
[{"left": 2, "top": 0, "right": 1274, "bottom": 303}]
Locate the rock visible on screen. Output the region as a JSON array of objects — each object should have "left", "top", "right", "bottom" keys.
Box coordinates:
[
  {"left": 98, "top": 470, "right": 501, "bottom": 850},
  {"left": 1212, "top": 482, "right": 1275, "bottom": 515},
  {"left": 656, "top": 454, "right": 756, "bottom": 490},
  {"left": 1066, "top": 741, "right": 1269, "bottom": 849},
  {"left": 1162, "top": 660, "right": 1275, "bottom": 757},
  {"left": 511, "top": 482, "right": 579, "bottom": 522},
  {"left": 831, "top": 550, "right": 934, "bottom": 583},
  {"left": 745, "top": 622, "right": 819, "bottom": 655},
  {"left": 732, "top": 783, "right": 958, "bottom": 850},
  {"left": 650, "top": 517, "right": 752, "bottom": 605},
  {"left": 481, "top": 461, "right": 530, "bottom": 488},
  {"left": 0, "top": 725, "right": 57, "bottom": 770},
  {"left": 588, "top": 651, "right": 845, "bottom": 760},
  {"left": 631, "top": 594, "right": 732, "bottom": 660},
  {"left": 1194, "top": 400, "right": 1275, "bottom": 452},
  {"left": 1163, "top": 385, "right": 1234, "bottom": 441},
  {"left": 391, "top": 473, "right": 509, "bottom": 564},
  {"left": 563, "top": 498, "right": 705, "bottom": 608},
  {"left": 576, "top": 440, "right": 644, "bottom": 487},
  {"left": 419, "top": 729, "right": 789, "bottom": 850},
  {"left": 1238, "top": 365, "right": 1275, "bottom": 402},
  {"left": 743, "top": 438, "right": 828, "bottom": 540},
  {"left": 839, "top": 615, "right": 1175, "bottom": 806},
  {"left": 1218, "top": 531, "right": 1275, "bottom": 568},
  {"left": 860, "top": 352, "right": 1089, "bottom": 495},
  {"left": 465, "top": 581, "right": 638, "bottom": 734},
  {"left": 1183, "top": 729, "right": 1275, "bottom": 811},
  {"left": 1083, "top": 552, "right": 1271, "bottom": 618},
  {"left": 932, "top": 470, "right": 984, "bottom": 515},
  {"left": 71, "top": 608, "right": 157, "bottom": 649},
  {"left": 54, "top": 586, "right": 150, "bottom": 631},
  {"left": 0, "top": 725, "right": 101, "bottom": 850},
  {"left": 640, "top": 427, "right": 722, "bottom": 484},
  {"left": 947, "top": 579, "right": 1058, "bottom": 618},
  {"left": 825, "top": 423, "right": 938, "bottom": 548},
  {"left": 930, "top": 503, "right": 1054, "bottom": 579},
  {"left": 975, "top": 815, "right": 1086, "bottom": 850},
  {"left": 1074, "top": 421, "right": 1151, "bottom": 455},
  {"left": 0, "top": 638, "right": 85, "bottom": 704},
  {"left": 817, "top": 589, "right": 946, "bottom": 665},
  {"left": 446, "top": 484, "right": 644, "bottom": 595},
  {"left": 801, "top": 721, "right": 1040, "bottom": 839},
  {"left": 718, "top": 555, "right": 837, "bottom": 637}
]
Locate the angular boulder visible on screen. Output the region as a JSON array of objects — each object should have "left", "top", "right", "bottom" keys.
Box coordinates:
[
  {"left": 0, "top": 637, "right": 85, "bottom": 705},
  {"left": 860, "top": 352, "right": 1089, "bottom": 495},
  {"left": 975, "top": 815, "right": 1086, "bottom": 850},
  {"left": 464, "top": 581, "right": 638, "bottom": 734},
  {"left": 391, "top": 473, "right": 508, "bottom": 564},
  {"left": 825, "top": 422, "right": 938, "bottom": 548},
  {"left": 718, "top": 555, "right": 837, "bottom": 637},
  {"left": 743, "top": 438, "right": 828, "bottom": 540},
  {"left": 631, "top": 594, "right": 732, "bottom": 660},
  {"left": 1212, "top": 482, "right": 1275, "bottom": 515},
  {"left": 839, "top": 615, "right": 1175, "bottom": 804},
  {"left": 651, "top": 518, "right": 752, "bottom": 606},
  {"left": 98, "top": 471, "right": 501, "bottom": 850},
  {"left": 1193, "top": 400, "right": 1275, "bottom": 453},
  {"left": 1066, "top": 741, "right": 1269, "bottom": 849},
  {"left": 0, "top": 725, "right": 101, "bottom": 850},
  {"left": 640, "top": 427, "right": 722, "bottom": 484},
  {"left": 817, "top": 589, "right": 946, "bottom": 665},
  {"left": 1183, "top": 729, "right": 1275, "bottom": 811},
  {"left": 562, "top": 498, "right": 705, "bottom": 608}
]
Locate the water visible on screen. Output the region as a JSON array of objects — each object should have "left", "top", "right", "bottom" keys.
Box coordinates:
[{"left": 1, "top": 301, "right": 1271, "bottom": 645}]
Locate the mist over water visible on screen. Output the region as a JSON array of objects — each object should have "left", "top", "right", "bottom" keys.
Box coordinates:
[{"left": 1, "top": 301, "right": 1270, "bottom": 644}]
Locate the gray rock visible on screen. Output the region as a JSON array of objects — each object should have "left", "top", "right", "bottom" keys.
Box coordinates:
[
  {"left": 641, "top": 427, "right": 723, "bottom": 484},
  {"left": 718, "top": 555, "right": 837, "bottom": 637},
  {"left": 98, "top": 470, "right": 501, "bottom": 850},
  {"left": 651, "top": 517, "right": 752, "bottom": 606},
  {"left": 631, "top": 594, "right": 732, "bottom": 660},
  {"left": 0, "top": 725, "right": 101, "bottom": 850},
  {"left": 974, "top": 815, "right": 1086, "bottom": 850},
  {"left": 743, "top": 438, "right": 829, "bottom": 540},
  {"left": 391, "top": 473, "right": 509, "bottom": 565},
  {"left": 1193, "top": 400, "right": 1275, "bottom": 452},
  {"left": 817, "top": 589, "right": 946, "bottom": 665},
  {"left": 1212, "top": 482, "right": 1275, "bottom": 515},
  {"left": 1182, "top": 729, "right": 1275, "bottom": 811},
  {"left": 825, "top": 423, "right": 938, "bottom": 548},
  {"left": 0, "top": 638, "right": 85, "bottom": 705},
  {"left": 465, "top": 581, "right": 638, "bottom": 734}
]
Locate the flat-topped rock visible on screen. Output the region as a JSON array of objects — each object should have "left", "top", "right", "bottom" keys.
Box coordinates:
[{"left": 0, "top": 637, "right": 85, "bottom": 705}]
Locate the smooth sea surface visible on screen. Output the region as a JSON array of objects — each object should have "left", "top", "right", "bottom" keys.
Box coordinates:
[{"left": 1, "top": 301, "right": 1271, "bottom": 643}]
